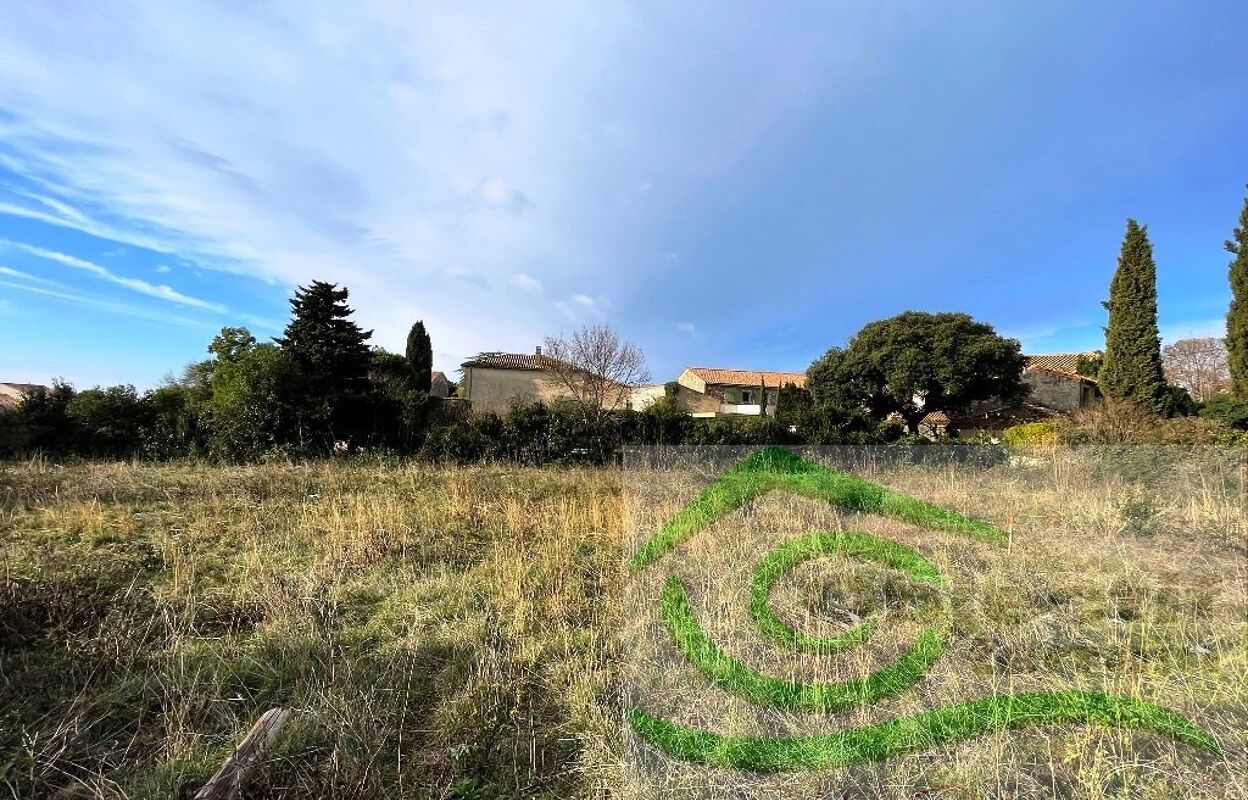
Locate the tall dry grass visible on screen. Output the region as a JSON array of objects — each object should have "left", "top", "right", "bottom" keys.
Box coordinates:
[
  {"left": 0, "top": 448, "right": 1244, "bottom": 798},
  {"left": 619, "top": 447, "right": 1247, "bottom": 799},
  {"left": 1, "top": 460, "right": 628, "bottom": 798}
]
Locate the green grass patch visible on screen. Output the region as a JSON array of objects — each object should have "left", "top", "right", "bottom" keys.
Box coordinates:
[
  {"left": 661, "top": 576, "right": 945, "bottom": 713},
  {"left": 750, "top": 530, "right": 944, "bottom": 654},
  {"left": 629, "top": 447, "right": 1006, "bottom": 573},
  {"left": 626, "top": 689, "right": 1222, "bottom": 771}
]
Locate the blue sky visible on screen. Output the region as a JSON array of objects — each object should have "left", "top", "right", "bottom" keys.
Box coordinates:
[{"left": 1, "top": 2, "right": 1246, "bottom": 389}]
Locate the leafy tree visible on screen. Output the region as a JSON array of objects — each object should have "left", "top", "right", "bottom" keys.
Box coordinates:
[
  {"left": 370, "top": 349, "right": 416, "bottom": 394},
  {"left": 66, "top": 385, "right": 147, "bottom": 459},
  {"left": 1100, "top": 220, "right": 1166, "bottom": 411},
  {"left": 774, "top": 382, "right": 812, "bottom": 427},
  {"left": 806, "top": 311, "right": 1027, "bottom": 431},
  {"left": 140, "top": 383, "right": 203, "bottom": 459},
  {"left": 366, "top": 348, "right": 434, "bottom": 452},
  {"left": 1075, "top": 352, "right": 1103, "bottom": 380},
  {"left": 2, "top": 382, "right": 77, "bottom": 456},
  {"left": 208, "top": 326, "right": 257, "bottom": 363},
  {"left": 1226, "top": 186, "right": 1248, "bottom": 398},
  {"left": 405, "top": 321, "right": 433, "bottom": 393},
  {"left": 208, "top": 341, "right": 301, "bottom": 460}
]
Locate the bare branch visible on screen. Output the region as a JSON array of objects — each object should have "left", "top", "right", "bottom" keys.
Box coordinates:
[
  {"left": 1161, "top": 337, "right": 1229, "bottom": 403},
  {"left": 542, "top": 324, "right": 650, "bottom": 420}
]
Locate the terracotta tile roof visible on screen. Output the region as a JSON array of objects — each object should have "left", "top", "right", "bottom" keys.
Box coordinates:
[
  {"left": 920, "top": 410, "right": 950, "bottom": 425},
  {"left": 1025, "top": 353, "right": 1095, "bottom": 378},
  {"left": 687, "top": 368, "right": 807, "bottom": 388},
  {"left": 1026, "top": 364, "right": 1097, "bottom": 383},
  {"left": 461, "top": 352, "right": 562, "bottom": 371}
]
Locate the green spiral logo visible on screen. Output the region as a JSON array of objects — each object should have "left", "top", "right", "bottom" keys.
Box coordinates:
[{"left": 625, "top": 447, "right": 1221, "bottom": 772}]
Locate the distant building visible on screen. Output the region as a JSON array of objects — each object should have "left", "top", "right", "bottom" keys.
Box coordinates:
[
  {"left": 1023, "top": 353, "right": 1099, "bottom": 413},
  {"left": 918, "top": 410, "right": 951, "bottom": 439},
  {"left": 945, "top": 352, "right": 1099, "bottom": 439},
  {"left": 459, "top": 347, "right": 629, "bottom": 414},
  {"left": 0, "top": 382, "right": 47, "bottom": 410},
  {"left": 430, "top": 370, "right": 451, "bottom": 399},
  {"left": 633, "top": 367, "right": 806, "bottom": 417}
]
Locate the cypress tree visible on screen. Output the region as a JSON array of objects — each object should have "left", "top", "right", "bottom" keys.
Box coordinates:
[
  {"left": 1226, "top": 186, "right": 1248, "bottom": 398},
  {"left": 405, "top": 321, "right": 433, "bottom": 393},
  {"left": 1100, "top": 220, "right": 1166, "bottom": 410}
]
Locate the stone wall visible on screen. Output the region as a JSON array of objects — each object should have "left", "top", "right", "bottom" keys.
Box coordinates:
[{"left": 1023, "top": 369, "right": 1095, "bottom": 413}]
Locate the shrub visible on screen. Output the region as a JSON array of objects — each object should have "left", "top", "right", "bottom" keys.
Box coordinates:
[
  {"left": 1002, "top": 421, "right": 1060, "bottom": 447},
  {"left": 1199, "top": 393, "right": 1248, "bottom": 430}
]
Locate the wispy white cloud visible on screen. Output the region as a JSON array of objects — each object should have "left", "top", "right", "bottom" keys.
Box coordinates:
[
  {"left": 510, "top": 272, "right": 543, "bottom": 292},
  {"left": 154, "top": 264, "right": 172, "bottom": 274},
  {"left": 677, "top": 321, "right": 697, "bottom": 335},
  {"left": 1, "top": 240, "right": 226, "bottom": 312},
  {"left": 572, "top": 293, "right": 597, "bottom": 308},
  {"left": 478, "top": 176, "right": 533, "bottom": 213},
  {"left": 0, "top": 2, "right": 825, "bottom": 370},
  {"left": 0, "top": 279, "right": 212, "bottom": 330},
  {"left": 0, "top": 264, "right": 56, "bottom": 284}
]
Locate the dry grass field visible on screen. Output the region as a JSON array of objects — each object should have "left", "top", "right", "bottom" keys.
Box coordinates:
[{"left": 1, "top": 448, "right": 1245, "bottom": 799}]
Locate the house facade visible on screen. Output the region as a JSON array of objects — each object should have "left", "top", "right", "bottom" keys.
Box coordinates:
[
  {"left": 632, "top": 367, "right": 807, "bottom": 417},
  {"left": 459, "top": 347, "right": 629, "bottom": 414}
]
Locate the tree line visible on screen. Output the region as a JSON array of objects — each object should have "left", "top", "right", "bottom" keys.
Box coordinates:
[{"left": 4, "top": 189, "right": 1248, "bottom": 462}]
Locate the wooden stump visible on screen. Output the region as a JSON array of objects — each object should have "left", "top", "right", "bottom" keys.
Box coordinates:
[{"left": 193, "top": 708, "right": 291, "bottom": 800}]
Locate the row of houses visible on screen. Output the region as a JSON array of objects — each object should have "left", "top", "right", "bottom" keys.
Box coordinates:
[
  {"left": 4, "top": 352, "right": 1099, "bottom": 435},
  {"left": 454, "top": 347, "right": 1100, "bottom": 431}
]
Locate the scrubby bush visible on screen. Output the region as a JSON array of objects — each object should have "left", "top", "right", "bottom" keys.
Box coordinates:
[
  {"left": 1003, "top": 421, "right": 1060, "bottom": 447},
  {"left": 1199, "top": 393, "right": 1248, "bottom": 430}
]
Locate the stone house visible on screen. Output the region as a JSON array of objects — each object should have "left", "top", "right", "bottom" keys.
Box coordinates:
[
  {"left": 1023, "top": 353, "right": 1099, "bottom": 413},
  {"left": 459, "top": 347, "right": 629, "bottom": 414},
  {"left": 632, "top": 367, "right": 806, "bottom": 417}
]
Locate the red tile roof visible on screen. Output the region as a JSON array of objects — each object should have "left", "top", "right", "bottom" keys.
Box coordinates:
[
  {"left": 461, "top": 352, "right": 562, "bottom": 371},
  {"left": 1025, "top": 353, "right": 1096, "bottom": 378},
  {"left": 686, "top": 368, "right": 807, "bottom": 388}
]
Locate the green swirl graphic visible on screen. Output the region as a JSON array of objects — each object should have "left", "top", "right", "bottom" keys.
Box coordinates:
[{"left": 626, "top": 447, "right": 1222, "bottom": 771}]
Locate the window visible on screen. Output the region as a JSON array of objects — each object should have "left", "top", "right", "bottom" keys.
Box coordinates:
[{"left": 740, "top": 390, "right": 753, "bottom": 404}]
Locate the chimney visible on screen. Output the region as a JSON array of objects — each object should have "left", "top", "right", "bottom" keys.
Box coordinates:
[{"left": 535, "top": 345, "right": 542, "bottom": 356}]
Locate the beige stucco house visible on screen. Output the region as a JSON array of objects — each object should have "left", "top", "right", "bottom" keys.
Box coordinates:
[
  {"left": 459, "top": 347, "right": 629, "bottom": 414},
  {"left": 632, "top": 367, "right": 807, "bottom": 417}
]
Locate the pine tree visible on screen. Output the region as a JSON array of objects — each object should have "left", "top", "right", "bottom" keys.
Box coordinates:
[
  {"left": 405, "top": 321, "right": 433, "bottom": 393},
  {"left": 1226, "top": 186, "right": 1248, "bottom": 398},
  {"left": 1100, "top": 220, "right": 1166, "bottom": 410},
  {"left": 276, "top": 281, "right": 372, "bottom": 395}
]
